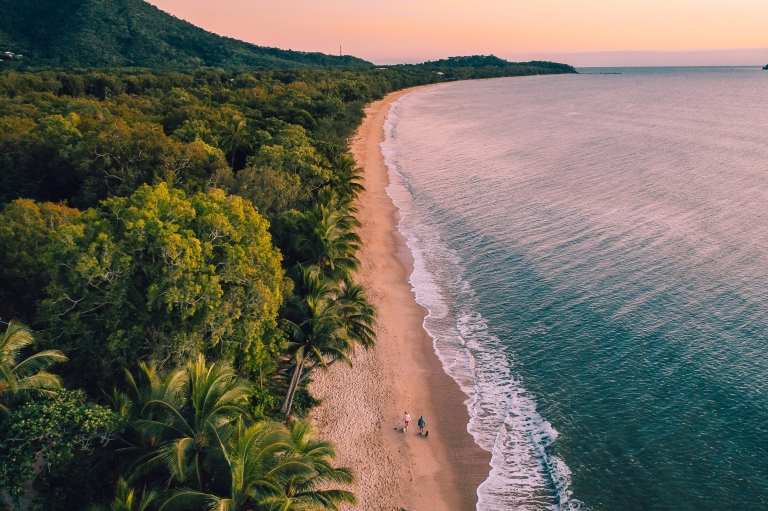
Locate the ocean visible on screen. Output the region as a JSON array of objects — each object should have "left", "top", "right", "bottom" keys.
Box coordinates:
[{"left": 380, "top": 67, "right": 768, "bottom": 510}]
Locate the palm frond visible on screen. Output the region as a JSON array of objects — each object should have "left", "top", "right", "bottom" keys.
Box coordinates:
[
  {"left": 157, "top": 488, "right": 224, "bottom": 511},
  {"left": 0, "top": 321, "right": 34, "bottom": 365},
  {"left": 0, "top": 321, "right": 68, "bottom": 410},
  {"left": 11, "top": 349, "right": 68, "bottom": 379}
]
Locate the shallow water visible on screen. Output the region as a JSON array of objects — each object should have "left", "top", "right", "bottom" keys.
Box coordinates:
[{"left": 381, "top": 67, "right": 768, "bottom": 510}]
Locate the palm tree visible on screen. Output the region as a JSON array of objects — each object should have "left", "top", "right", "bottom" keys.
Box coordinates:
[
  {"left": 0, "top": 320, "right": 67, "bottom": 415},
  {"left": 332, "top": 154, "right": 366, "bottom": 207},
  {"left": 295, "top": 205, "right": 362, "bottom": 282},
  {"left": 220, "top": 112, "right": 248, "bottom": 169},
  {"left": 90, "top": 478, "right": 159, "bottom": 511},
  {"left": 116, "top": 355, "right": 252, "bottom": 490},
  {"left": 280, "top": 266, "right": 376, "bottom": 416},
  {"left": 158, "top": 421, "right": 313, "bottom": 511},
  {"left": 110, "top": 358, "right": 356, "bottom": 510},
  {"left": 279, "top": 420, "right": 355, "bottom": 510},
  {"left": 335, "top": 281, "right": 376, "bottom": 351}
]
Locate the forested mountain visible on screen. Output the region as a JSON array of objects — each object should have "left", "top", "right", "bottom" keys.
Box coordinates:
[{"left": 0, "top": 0, "right": 372, "bottom": 69}]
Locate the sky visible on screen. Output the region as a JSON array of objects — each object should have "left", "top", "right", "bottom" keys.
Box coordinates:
[{"left": 146, "top": 0, "right": 768, "bottom": 66}]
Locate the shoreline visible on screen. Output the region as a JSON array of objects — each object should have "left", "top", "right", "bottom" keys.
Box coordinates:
[{"left": 310, "top": 86, "right": 491, "bottom": 510}]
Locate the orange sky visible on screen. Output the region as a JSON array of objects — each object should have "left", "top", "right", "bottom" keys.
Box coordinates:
[{"left": 147, "top": 0, "right": 768, "bottom": 65}]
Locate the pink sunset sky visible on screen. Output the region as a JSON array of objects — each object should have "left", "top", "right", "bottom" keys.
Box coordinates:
[{"left": 147, "top": 0, "right": 768, "bottom": 66}]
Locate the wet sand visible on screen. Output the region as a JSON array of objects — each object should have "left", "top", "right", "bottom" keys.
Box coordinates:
[{"left": 310, "top": 86, "right": 491, "bottom": 511}]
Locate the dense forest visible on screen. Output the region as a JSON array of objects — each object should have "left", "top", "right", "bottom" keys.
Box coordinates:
[
  {"left": 0, "top": 65, "right": 576, "bottom": 509},
  {"left": 0, "top": 10, "right": 576, "bottom": 507},
  {"left": 0, "top": 64, "right": 576, "bottom": 509}
]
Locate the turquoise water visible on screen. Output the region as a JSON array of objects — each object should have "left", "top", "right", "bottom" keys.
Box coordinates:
[{"left": 381, "top": 68, "right": 768, "bottom": 510}]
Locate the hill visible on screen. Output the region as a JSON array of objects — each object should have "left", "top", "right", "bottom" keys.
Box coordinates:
[
  {"left": 420, "top": 55, "right": 573, "bottom": 73},
  {"left": 392, "top": 55, "right": 577, "bottom": 80},
  {"left": 0, "top": 0, "right": 372, "bottom": 69}
]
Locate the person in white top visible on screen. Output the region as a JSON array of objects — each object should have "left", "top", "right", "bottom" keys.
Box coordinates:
[{"left": 403, "top": 411, "right": 411, "bottom": 432}]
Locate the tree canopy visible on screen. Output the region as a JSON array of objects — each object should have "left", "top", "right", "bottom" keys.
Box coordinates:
[
  {"left": 41, "top": 183, "right": 284, "bottom": 392},
  {"left": 0, "top": 199, "right": 80, "bottom": 322}
]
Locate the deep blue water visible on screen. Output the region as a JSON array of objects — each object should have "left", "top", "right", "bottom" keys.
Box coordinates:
[{"left": 382, "top": 67, "right": 768, "bottom": 510}]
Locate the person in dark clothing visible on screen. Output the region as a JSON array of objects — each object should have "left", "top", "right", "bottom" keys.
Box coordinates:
[{"left": 418, "top": 415, "right": 426, "bottom": 435}]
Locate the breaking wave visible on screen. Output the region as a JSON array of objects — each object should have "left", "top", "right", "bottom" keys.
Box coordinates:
[{"left": 380, "top": 96, "right": 582, "bottom": 511}]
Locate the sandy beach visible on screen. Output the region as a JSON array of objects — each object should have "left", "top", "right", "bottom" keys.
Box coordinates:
[{"left": 310, "top": 87, "right": 491, "bottom": 510}]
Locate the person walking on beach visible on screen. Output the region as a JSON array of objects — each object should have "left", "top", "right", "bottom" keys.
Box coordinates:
[
  {"left": 418, "top": 415, "right": 426, "bottom": 435},
  {"left": 403, "top": 411, "right": 411, "bottom": 432}
]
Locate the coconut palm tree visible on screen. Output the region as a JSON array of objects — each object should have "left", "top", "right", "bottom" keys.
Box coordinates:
[
  {"left": 279, "top": 420, "right": 355, "bottom": 510},
  {"left": 220, "top": 112, "right": 248, "bottom": 169},
  {"left": 116, "top": 355, "right": 252, "bottom": 490},
  {"left": 332, "top": 154, "right": 366, "bottom": 207},
  {"left": 157, "top": 421, "right": 312, "bottom": 511},
  {"left": 0, "top": 320, "right": 67, "bottom": 415},
  {"left": 335, "top": 280, "right": 376, "bottom": 351},
  {"left": 295, "top": 205, "right": 361, "bottom": 282},
  {"left": 279, "top": 266, "right": 376, "bottom": 416},
  {"left": 89, "top": 478, "right": 159, "bottom": 511},
  {"left": 110, "top": 358, "right": 356, "bottom": 510}
]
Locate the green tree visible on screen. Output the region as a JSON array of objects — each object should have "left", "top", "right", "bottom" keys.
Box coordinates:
[
  {"left": 0, "top": 389, "right": 123, "bottom": 501},
  {"left": 219, "top": 110, "right": 249, "bottom": 169},
  {"left": 0, "top": 113, "right": 83, "bottom": 206},
  {"left": 248, "top": 126, "right": 333, "bottom": 204},
  {"left": 117, "top": 355, "right": 252, "bottom": 490},
  {"left": 172, "top": 119, "right": 218, "bottom": 146},
  {"left": 0, "top": 320, "right": 67, "bottom": 416},
  {"left": 163, "top": 139, "right": 229, "bottom": 195},
  {"left": 0, "top": 199, "right": 80, "bottom": 323},
  {"left": 330, "top": 154, "right": 365, "bottom": 208},
  {"left": 158, "top": 421, "right": 310, "bottom": 511},
  {"left": 221, "top": 164, "right": 302, "bottom": 218},
  {"left": 76, "top": 119, "right": 227, "bottom": 208},
  {"left": 75, "top": 118, "right": 176, "bottom": 206},
  {"left": 280, "top": 420, "right": 355, "bottom": 510},
  {"left": 280, "top": 267, "right": 376, "bottom": 416},
  {"left": 295, "top": 205, "right": 362, "bottom": 282},
  {"left": 114, "top": 358, "right": 354, "bottom": 511},
  {"left": 90, "top": 478, "right": 160, "bottom": 511},
  {"left": 41, "top": 184, "right": 284, "bottom": 392}
]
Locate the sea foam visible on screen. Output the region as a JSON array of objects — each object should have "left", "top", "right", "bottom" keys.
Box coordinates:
[{"left": 381, "top": 95, "right": 582, "bottom": 511}]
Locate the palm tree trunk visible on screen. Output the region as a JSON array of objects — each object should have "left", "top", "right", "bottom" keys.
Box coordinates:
[{"left": 280, "top": 355, "right": 303, "bottom": 416}]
